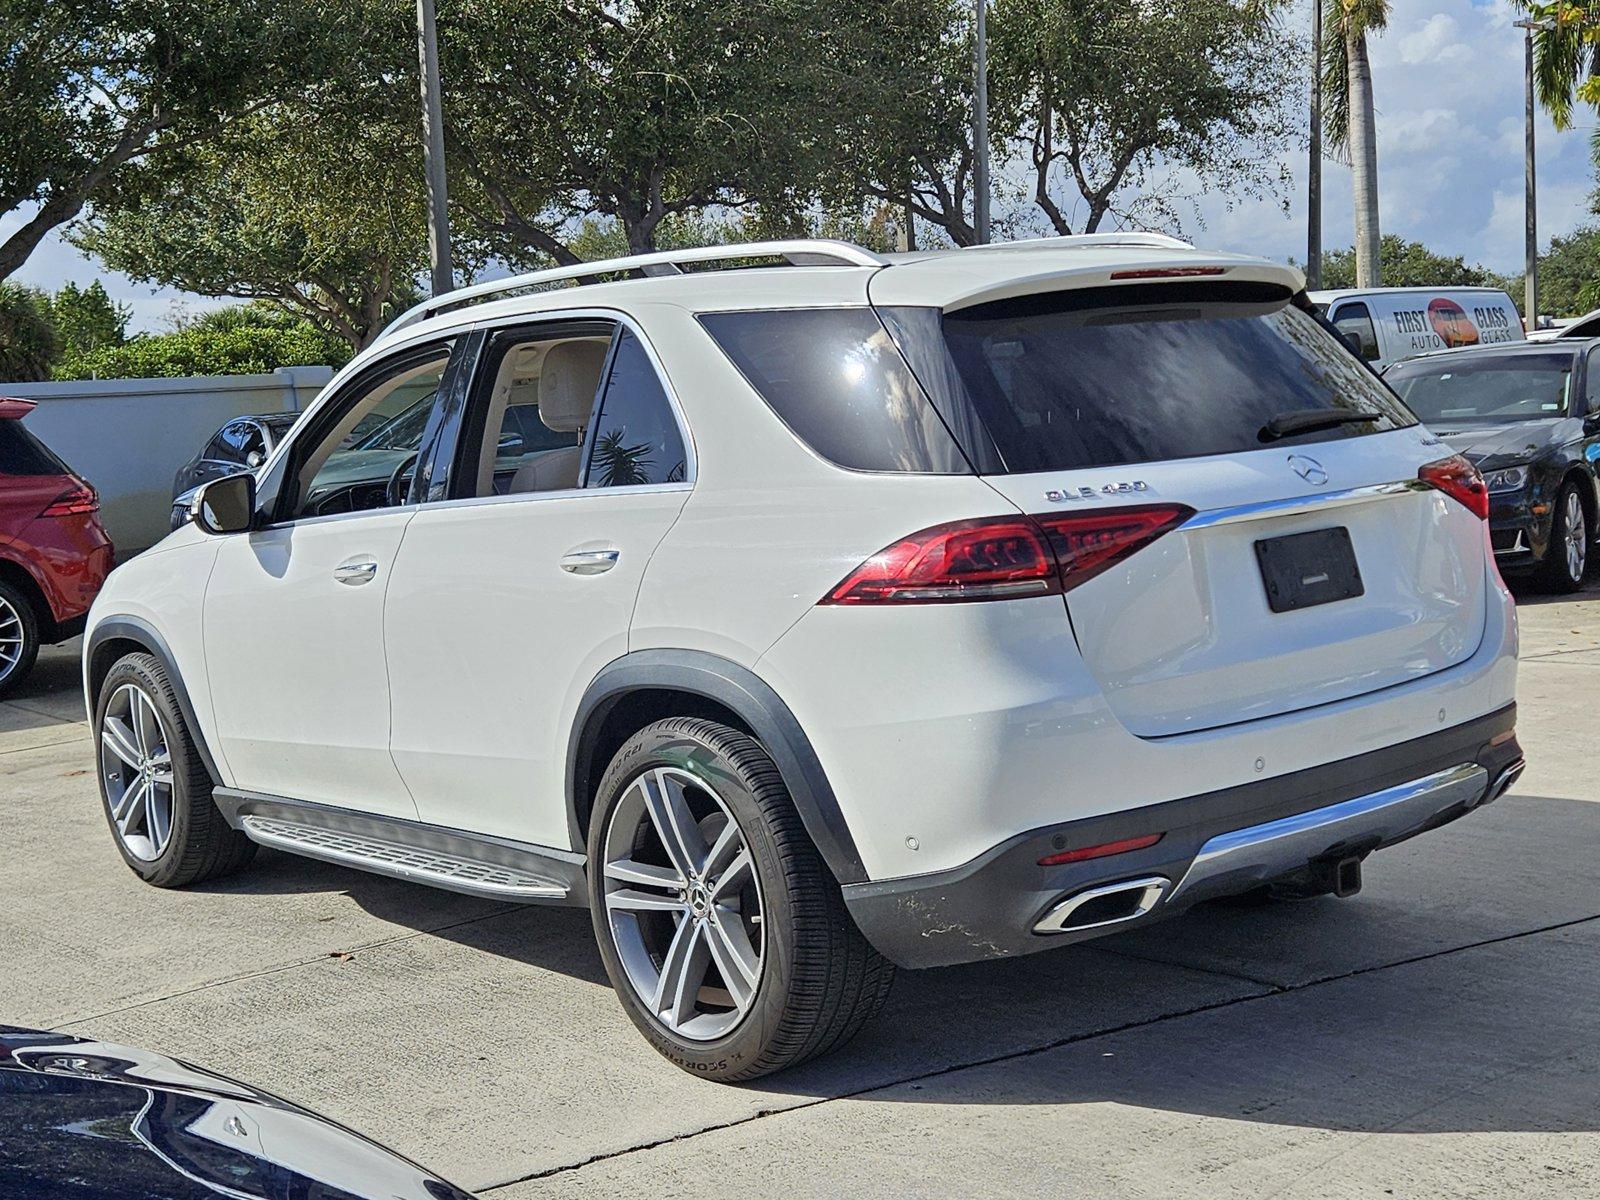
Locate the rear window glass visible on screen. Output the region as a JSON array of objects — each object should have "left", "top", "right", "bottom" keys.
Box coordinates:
[
  {"left": 698, "top": 309, "right": 968, "bottom": 474},
  {"left": 921, "top": 284, "right": 1416, "bottom": 474},
  {"left": 1384, "top": 352, "right": 1575, "bottom": 422},
  {"left": 0, "top": 420, "right": 70, "bottom": 476}
]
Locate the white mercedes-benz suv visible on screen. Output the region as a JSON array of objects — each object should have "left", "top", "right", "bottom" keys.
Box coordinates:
[{"left": 84, "top": 235, "right": 1523, "bottom": 1080}]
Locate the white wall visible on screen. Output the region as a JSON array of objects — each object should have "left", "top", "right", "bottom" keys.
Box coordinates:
[{"left": 3, "top": 366, "right": 331, "bottom": 556}]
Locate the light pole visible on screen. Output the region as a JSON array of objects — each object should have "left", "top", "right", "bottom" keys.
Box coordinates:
[
  {"left": 417, "top": 0, "right": 454, "bottom": 298},
  {"left": 1514, "top": 17, "right": 1557, "bottom": 326},
  {"left": 1307, "top": 0, "right": 1322, "bottom": 290},
  {"left": 973, "top": 0, "right": 991, "bottom": 244}
]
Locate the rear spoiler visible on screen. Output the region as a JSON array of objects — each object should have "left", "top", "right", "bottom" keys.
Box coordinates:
[{"left": 0, "top": 397, "right": 38, "bottom": 419}]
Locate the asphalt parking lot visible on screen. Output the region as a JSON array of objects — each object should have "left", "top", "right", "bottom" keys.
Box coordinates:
[{"left": 3, "top": 583, "right": 1597, "bottom": 1198}]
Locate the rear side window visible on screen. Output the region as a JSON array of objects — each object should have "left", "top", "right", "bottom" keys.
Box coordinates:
[
  {"left": 585, "top": 330, "right": 690, "bottom": 487},
  {"left": 698, "top": 309, "right": 968, "bottom": 474},
  {"left": 921, "top": 285, "right": 1415, "bottom": 474},
  {"left": 0, "top": 420, "right": 70, "bottom": 476}
]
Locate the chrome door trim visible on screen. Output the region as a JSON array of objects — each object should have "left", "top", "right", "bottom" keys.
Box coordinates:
[
  {"left": 333, "top": 559, "right": 379, "bottom": 586},
  {"left": 559, "top": 549, "right": 620, "bottom": 575}
]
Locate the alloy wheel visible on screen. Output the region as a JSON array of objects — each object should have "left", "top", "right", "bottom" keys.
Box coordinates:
[
  {"left": 0, "top": 594, "right": 25, "bottom": 684},
  {"left": 601, "top": 766, "right": 765, "bottom": 1041},
  {"left": 1564, "top": 491, "right": 1587, "bottom": 584},
  {"left": 99, "top": 683, "right": 176, "bottom": 861}
]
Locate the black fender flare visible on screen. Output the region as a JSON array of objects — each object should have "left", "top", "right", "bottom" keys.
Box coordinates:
[
  {"left": 567, "top": 650, "right": 868, "bottom": 885},
  {"left": 85, "top": 616, "right": 224, "bottom": 786}
]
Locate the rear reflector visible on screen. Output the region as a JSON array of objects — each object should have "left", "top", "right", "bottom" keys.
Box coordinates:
[
  {"left": 1418, "top": 454, "right": 1488, "bottom": 520},
  {"left": 1108, "top": 267, "right": 1228, "bottom": 280},
  {"left": 1039, "top": 832, "right": 1164, "bottom": 866},
  {"left": 40, "top": 479, "right": 98, "bottom": 517},
  {"left": 823, "top": 504, "right": 1193, "bottom": 605}
]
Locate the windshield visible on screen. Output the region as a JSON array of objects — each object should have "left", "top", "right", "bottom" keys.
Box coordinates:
[
  {"left": 349, "top": 394, "right": 436, "bottom": 451},
  {"left": 1385, "top": 352, "right": 1575, "bottom": 423}
]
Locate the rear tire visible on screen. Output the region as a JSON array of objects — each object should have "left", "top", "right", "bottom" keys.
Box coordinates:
[
  {"left": 587, "top": 717, "right": 894, "bottom": 1082},
  {"left": 94, "top": 653, "right": 256, "bottom": 888},
  {"left": 0, "top": 578, "right": 41, "bottom": 699},
  {"left": 1539, "top": 481, "right": 1589, "bottom": 593}
]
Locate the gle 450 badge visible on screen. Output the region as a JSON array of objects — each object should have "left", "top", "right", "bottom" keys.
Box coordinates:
[{"left": 1047, "top": 481, "right": 1150, "bottom": 502}]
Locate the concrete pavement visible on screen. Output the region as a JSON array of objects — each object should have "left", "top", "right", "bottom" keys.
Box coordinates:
[{"left": 2, "top": 584, "right": 1597, "bottom": 1197}]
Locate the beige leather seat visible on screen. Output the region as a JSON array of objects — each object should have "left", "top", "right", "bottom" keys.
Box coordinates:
[{"left": 509, "top": 341, "right": 609, "bottom": 493}]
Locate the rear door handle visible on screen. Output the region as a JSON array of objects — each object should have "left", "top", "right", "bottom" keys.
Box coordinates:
[
  {"left": 333, "top": 559, "right": 379, "bottom": 586},
  {"left": 560, "top": 549, "right": 620, "bottom": 575}
]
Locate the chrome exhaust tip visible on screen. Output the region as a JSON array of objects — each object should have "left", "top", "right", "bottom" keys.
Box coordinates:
[
  {"left": 1480, "top": 758, "right": 1525, "bottom": 807},
  {"left": 1033, "top": 875, "right": 1169, "bottom": 935}
]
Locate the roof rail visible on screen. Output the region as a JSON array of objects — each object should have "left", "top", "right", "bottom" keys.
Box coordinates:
[
  {"left": 962, "top": 232, "right": 1194, "bottom": 253},
  {"left": 383, "top": 238, "right": 888, "bottom": 338}
]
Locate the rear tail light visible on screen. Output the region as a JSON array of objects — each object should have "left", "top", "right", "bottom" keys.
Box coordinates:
[
  {"left": 39, "top": 478, "right": 99, "bottom": 518},
  {"left": 822, "top": 504, "right": 1193, "bottom": 605},
  {"left": 1038, "top": 832, "right": 1164, "bottom": 866},
  {"left": 1419, "top": 455, "right": 1488, "bottom": 520}
]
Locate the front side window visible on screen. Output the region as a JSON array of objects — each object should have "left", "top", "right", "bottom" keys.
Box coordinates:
[
  {"left": 585, "top": 330, "right": 689, "bottom": 487},
  {"left": 287, "top": 352, "right": 450, "bottom": 519},
  {"left": 1386, "top": 350, "right": 1577, "bottom": 423},
  {"left": 1330, "top": 301, "right": 1380, "bottom": 361}
]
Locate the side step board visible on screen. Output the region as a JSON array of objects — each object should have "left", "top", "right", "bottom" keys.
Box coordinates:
[{"left": 214, "top": 789, "right": 586, "bottom": 904}]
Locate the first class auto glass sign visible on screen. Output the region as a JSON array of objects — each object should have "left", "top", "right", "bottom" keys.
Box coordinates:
[{"left": 1046, "top": 480, "right": 1150, "bottom": 502}]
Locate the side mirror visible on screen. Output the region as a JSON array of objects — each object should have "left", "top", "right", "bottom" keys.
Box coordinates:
[
  {"left": 246, "top": 450, "right": 265, "bottom": 469},
  {"left": 193, "top": 473, "right": 257, "bottom": 536}
]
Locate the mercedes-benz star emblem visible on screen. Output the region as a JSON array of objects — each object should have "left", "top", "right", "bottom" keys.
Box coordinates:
[{"left": 1287, "top": 454, "right": 1328, "bottom": 485}]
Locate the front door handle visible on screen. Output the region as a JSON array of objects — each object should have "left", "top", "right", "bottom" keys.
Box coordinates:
[
  {"left": 560, "top": 549, "right": 620, "bottom": 576},
  {"left": 333, "top": 559, "right": 379, "bottom": 586}
]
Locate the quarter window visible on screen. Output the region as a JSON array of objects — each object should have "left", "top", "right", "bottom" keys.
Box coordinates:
[{"left": 585, "top": 330, "right": 689, "bottom": 487}]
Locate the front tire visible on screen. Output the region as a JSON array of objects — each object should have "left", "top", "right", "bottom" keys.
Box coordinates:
[
  {"left": 94, "top": 653, "right": 256, "bottom": 888},
  {"left": 587, "top": 717, "right": 894, "bottom": 1082},
  {"left": 1539, "top": 481, "right": 1589, "bottom": 593},
  {"left": 0, "top": 579, "right": 41, "bottom": 698}
]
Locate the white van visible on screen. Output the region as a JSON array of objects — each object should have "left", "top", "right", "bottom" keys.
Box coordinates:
[{"left": 1309, "top": 287, "right": 1524, "bottom": 368}]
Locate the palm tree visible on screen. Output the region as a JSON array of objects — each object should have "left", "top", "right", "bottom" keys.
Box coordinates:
[
  {"left": 1521, "top": 2, "right": 1600, "bottom": 129},
  {"left": 1321, "top": 0, "right": 1391, "bottom": 288}
]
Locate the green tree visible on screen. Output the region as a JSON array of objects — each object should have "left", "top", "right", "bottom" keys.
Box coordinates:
[
  {"left": 52, "top": 304, "right": 347, "bottom": 380},
  {"left": 1518, "top": 2, "right": 1600, "bottom": 129},
  {"left": 46, "top": 282, "right": 129, "bottom": 358},
  {"left": 0, "top": 284, "right": 58, "bottom": 382},
  {"left": 1318, "top": 236, "right": 1511, "bottom": 291},
  {"left": 0, "top": 0, "right": 350, "bottom": 283},
  {"left": 1538, "top": 225, "right": 1600, "bottom": 315},
  {"left": 1322, "top": 0, "right": 1391, "bottom": 288},
  {"left": 74, "top": 99, "right": 428, "bottom": 351}
]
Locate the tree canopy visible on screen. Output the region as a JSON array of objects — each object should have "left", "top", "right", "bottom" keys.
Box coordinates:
[{"left": 1316, "top": 236, "right": 1513, "bottom": 293}]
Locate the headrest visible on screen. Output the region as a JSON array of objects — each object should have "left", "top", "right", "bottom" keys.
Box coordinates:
[{"left": 537, "top": 341, "right": 608, "bottom": 433}]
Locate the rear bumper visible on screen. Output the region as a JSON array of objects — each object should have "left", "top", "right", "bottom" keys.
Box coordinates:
[{"left": 842, "top": 705, "right": 1522, "bottom": 968}]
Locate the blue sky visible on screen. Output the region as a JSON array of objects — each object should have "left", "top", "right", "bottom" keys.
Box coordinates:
[{"left": 4, "top": 0, "right": 1595, "bottom": 332}]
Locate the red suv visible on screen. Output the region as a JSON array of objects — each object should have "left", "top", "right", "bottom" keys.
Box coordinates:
[{"left": 0, "top": 399, "right": 114, "bottom": 696}]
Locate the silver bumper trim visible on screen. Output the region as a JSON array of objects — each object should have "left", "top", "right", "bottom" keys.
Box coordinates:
[{"left": 1165, "top": 762, "right": 1490, "bottom": 908}]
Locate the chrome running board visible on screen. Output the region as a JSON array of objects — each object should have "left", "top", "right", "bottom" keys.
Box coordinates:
[
  {"left": 1165, "top": 762, "right": 1490, "bottom": 908},
  {"left": 214, "top": 788, "right": 584, "bottom": 903},
  {"left": 240, "top": 816, "right": 570, "bottom": 899}
]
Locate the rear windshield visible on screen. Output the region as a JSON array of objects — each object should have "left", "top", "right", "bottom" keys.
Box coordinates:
[
  {"left": 0, "top": 419, "right": 70, "bottom": 476},
  {"left": 1384, "top": 352, "right": 1575, "bottom": 422},
  {"left": 920, "top": 284, "right": 1415, "bottom": 474}
]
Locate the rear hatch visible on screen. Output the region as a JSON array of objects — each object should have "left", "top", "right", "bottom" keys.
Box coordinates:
[{"left": 881, "top": 279, "right": 1490, "bottom": 737}]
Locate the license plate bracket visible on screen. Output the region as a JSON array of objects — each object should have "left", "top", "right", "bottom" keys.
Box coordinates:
[{"left": 1254, "top": 526, "right": 1364, "bottom": 614}]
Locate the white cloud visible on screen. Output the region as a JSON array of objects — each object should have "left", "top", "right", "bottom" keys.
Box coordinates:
[{"left": 1396, "top": 14, "right": 1469, "bottom": 65}]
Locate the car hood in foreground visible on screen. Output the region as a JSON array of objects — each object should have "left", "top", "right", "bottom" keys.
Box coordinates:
[
  {"left": 0, "top": 1026, "right": 472, "bottom": 1199},
  {"left": 1431, "top": 417, "right": 1571, "bottom": 469}
]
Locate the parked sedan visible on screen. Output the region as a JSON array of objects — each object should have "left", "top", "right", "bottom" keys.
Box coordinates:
[
  {"left": 0, "top": 1026, "right": 473, "bottom": 1198},
  {"left": 172, "top": 412, "right": 300, "bottom": 500},
  {"left": 1385, "top": 341, "right": 1600, "bottom": 590},
  {"left": 0, "top": 398, "right": 115, "bottom": 696}
]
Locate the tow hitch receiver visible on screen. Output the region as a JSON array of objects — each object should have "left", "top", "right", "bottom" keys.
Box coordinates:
[{"left": 1269, "top": 854, "right": 1364, "bottom": 900}]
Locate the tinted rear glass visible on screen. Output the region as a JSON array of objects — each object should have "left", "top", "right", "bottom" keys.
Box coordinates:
[
  {"left": 0, "top": 420, "right": 70, "bottom": 476},
  {"left": 698, "top": 309, "right": 968, "bottom": 474},
  {"left": 927, "top": 284, "right": 1415, "bottom": 473},
  {"left": 1384, "top": 352, "right": 1576, "bottom": 422}
]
